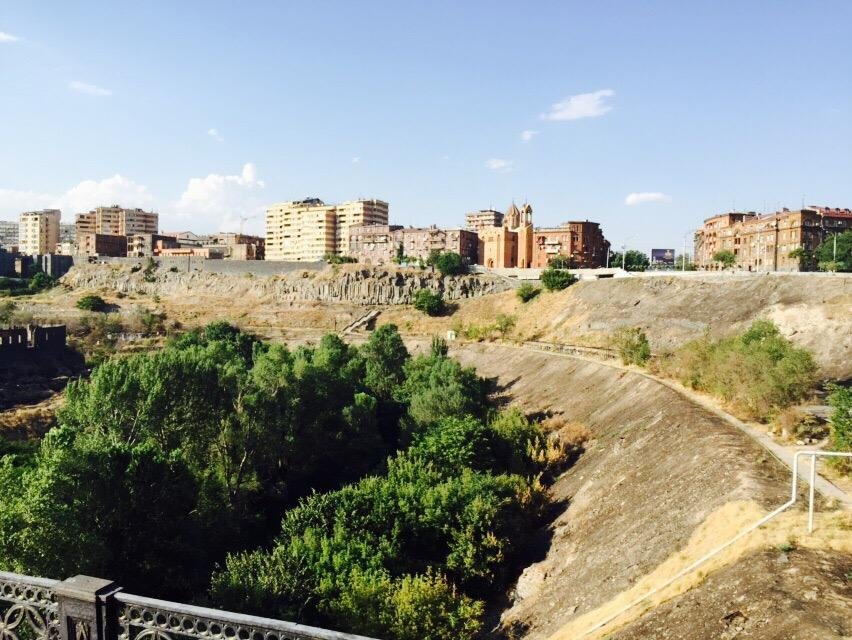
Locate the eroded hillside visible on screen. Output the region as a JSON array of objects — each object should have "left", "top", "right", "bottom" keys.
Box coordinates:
[
  {"left": 384, "top": 273, "right": 852, "bottom": 379},
  {"left": 451, "top": 343, "right": 851, "bottom": 639}
]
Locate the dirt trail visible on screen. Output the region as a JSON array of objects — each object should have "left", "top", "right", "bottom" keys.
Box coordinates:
[{"left": 450, "top": 343, "right": 852, "bottom": 639}]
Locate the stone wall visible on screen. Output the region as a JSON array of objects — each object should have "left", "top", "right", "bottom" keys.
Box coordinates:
[{"left": 62, "top": 264, "right": 511, "bottom": 305}]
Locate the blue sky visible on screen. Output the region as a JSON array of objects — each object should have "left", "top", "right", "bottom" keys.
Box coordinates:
[{"left": 1, "top": 1, "right": 851, "bottom": 252}]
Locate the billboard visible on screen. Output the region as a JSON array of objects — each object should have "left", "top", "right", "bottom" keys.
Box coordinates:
[{"left": 651, "top": 248, "right": 675, "bottom": 265}]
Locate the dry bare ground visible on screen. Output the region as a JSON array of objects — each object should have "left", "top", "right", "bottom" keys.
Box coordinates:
[{"left": 450, "top": 343, "right": 851, "bottom": 640}]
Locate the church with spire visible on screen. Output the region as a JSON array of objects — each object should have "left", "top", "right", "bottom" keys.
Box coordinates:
[
  {"left": 472, "top": 201, "right": 610, "bottom": 269},
  {"left": 478, "top": 201, "right": 534, "bottom": 268}
]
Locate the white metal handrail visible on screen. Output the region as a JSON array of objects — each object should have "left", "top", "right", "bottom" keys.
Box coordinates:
[{"left": 580, "top": 450, "right": 852, "bottom": 638}]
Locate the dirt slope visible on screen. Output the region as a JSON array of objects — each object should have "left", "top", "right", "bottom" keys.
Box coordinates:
[
  {"left": 387, "top": 273, "right": 852, "bottom": 379},
  {"left": 450, "top": 343, "right": 851, "bottom": 639}
]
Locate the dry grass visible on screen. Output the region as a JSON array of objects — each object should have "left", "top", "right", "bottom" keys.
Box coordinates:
[{"left": 548, "top": 501, "right": 852, "bottom": 640}]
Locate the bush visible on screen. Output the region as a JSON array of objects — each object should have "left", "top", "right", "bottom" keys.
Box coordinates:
[
  {"left": 827, "top": 385, "right": 851, "bottom": 473},
  {"left": 76, "top": 294, "right": 108, "bottom": 312},
  {"left": 548, "top": 256, "right": 572, "bottom": 269},
  {"left": 516, "top": 283, "right": 540, "bottom": 302},
  {"left": 324, "top": 254, "right": 358, "bottom": 264},
  {"left": 28, "top": 272, "right": 55, "bottom": 293},
  {"left": 657, "top": 320, "right": 818, "bottom": 422},
  {"left": 494, "top": 313, "right": 515, "bottom": 337},
  {"left": 0, "top": 300, "right": 15, "bottom": 324},
  {"left": 540, "top": 269, "right": 577, "bottom": 292},
  {"left": 413, "top": 289, "right": 445, "bottom": 316},
  {"left": 612, "top": 327, "right": 651, "bottom": 366}
]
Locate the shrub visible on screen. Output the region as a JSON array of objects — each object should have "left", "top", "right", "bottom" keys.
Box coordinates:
[
  {"left": 657, "top": 320, "right": 818, "bottom": 422},
  {"left": 324, "top": 253, "right": 358, "bottom": 264},
  {"left": 413, "top": 289, "right": 445, "bottom": 316},
  {"left": 827, "top": 385, "right": 852, "bottom": 473},
  {"left": 540, "top": 269, "right": 577, "bottom": 292},
  {"left": 773, "top": 407, "right": 826, "bottom": 442},
  {"left": 169, "top": 266, "right": 179, "bottom": 273},
  {"left": 612, "top": 327, "right": 651, "bottom": 366},
  {"left": 516, "top": 282, "right": 540, "bottom": 303},
  {"left": 76, "top": 294, "right": 108, "bottom": 312},
  {"left": 28, "top": 272, "right": 55, "bottom": 293},
  {"left": 0, "top": 300, "right": 15, "bottom": 324},
  {"left": 495, "top": 313, "right": 515, "bottom": 337}
]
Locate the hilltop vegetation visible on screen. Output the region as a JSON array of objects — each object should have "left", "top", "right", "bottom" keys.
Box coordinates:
[{"left": 0, "top": 323, "right": 570, "bottom": 639}]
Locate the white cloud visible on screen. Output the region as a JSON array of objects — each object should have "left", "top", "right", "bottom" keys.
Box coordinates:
[
  {"left": 624, "top": 192, "right": 672, "bottom": 206},
  {"left": 541, "top": 89, "right": 615, "bottom": 121},
  {"left": 0, "top": 175, "right": 154, "bottom": 220},
  {"left": 173, "top": 163, "right": 266, "bottom": 231},
  {"left": 68, "top": 80, "right": 112, "bottom": 97},
  {"left": 56, "top": 175, "right": 154, "bottom": 213},
  {"left": 351, "top": 157, "right": 361, "bottom": 164},
  {"left": 485, "top": 158, "right": 514, "bottom": 173},
  {"left": 207, "top": 128, "right": 224, "bottom": 142},
  {"left": 520, "top": 130, "right": 539, "bottom": 143},
  {"left": 0, "top": 31, "right": 20, "bottom": 43},
  {"left": 0, "top": 189, "right": 55, "bottom": 217}
]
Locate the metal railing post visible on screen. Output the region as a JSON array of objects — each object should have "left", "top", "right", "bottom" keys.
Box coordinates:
[{"left": 54, "top": 576, "right": 122, "bottom": 640}]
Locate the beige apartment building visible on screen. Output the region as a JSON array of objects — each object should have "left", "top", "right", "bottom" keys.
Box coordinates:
[
  {"left": 19, "top": 210, "right": 61, "bottom": 255},
  {"left": 75, "top": 205, "right": 158, "bottom": 238},
  {"left": 465, "top": 209, "right": 504, "bottom": 233},
  {"left": 265, "top": 198, "right": 388, "bottom": 261}
]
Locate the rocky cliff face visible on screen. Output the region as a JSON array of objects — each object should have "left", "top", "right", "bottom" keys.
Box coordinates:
[{"left": 61, "top": 264, "right": 511, "bottom": 305}]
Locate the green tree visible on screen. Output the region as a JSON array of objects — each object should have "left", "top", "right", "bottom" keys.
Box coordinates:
[
  {"left": 395, "top": 352, "right": 488, "bottom": 431},
  {"left": 76, "top": 294, "right": 108, "bottom": 312},
  {"left": 610, "top": 250, "right": 651, "bottom": 271},
  {"left": 548, "top": 255, "right": 572, "bottom": 269},
  {"left": 361, "top": 324, "right": 410, "bottom": 401},
  {"left": 815, "top": 230, "right": 852, "bottom": 272},
  {"left": 413, "top": 289, "right": 445, "bottom": 316},
  {"left": 0, "top": 427, "right": 205, "bottom": 598},
  {"left": 28, "top": 271, "right": 55, "bottom": 293},
  {"left": 540, "top": 269, "right": 577, "bottom": 291},
  {"left": 516, "top": 282, "right": 540, "bottom": 302},
  {"left": 713, "top": 250, "right": 737, "bottom": 269},
  {"left": 429, "top": 251, "right": 465, "bottom": 277},
  {"left": 788, "top": 247, "right": 815, "bottom": 271},
  {"left": 494, "top": 313, "right": 515, "bottom": 337}
]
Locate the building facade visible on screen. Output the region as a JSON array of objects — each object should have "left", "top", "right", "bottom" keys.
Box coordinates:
[
  {"left": 265, "top": 198, "right": 388, "bottom": 261},
  {"left": 75, "top": 205, "right": 158, "bottom": 238},
  {"left": 76, "top": 232, "right": 128, "bottom": 257},
  {"left": 18, "top": 210, "right": 61, "bottom": 255},
  {"left": 465, "top": 209, "right": 504, "bottom": 233},
  {"left": 127, "top": 234, "right": 180, "bottom": 257},
  {"left": 348, "top": 225, "right": 478, "bottom": 266},
  {"left": 694, "top": 206, "right": 852, "bottom": 271},
  {"left": 205, "top": 233, "right": 265, "bottom": 260},
  {"left": 530, "top": 221, "right": 610, "bottom": 268},
  {"left": 0, "top": 221, "right": 19, "bottom": 250}
]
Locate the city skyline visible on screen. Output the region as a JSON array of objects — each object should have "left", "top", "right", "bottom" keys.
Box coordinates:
[{"left": 2, "top": 1, "right": 851, "bottom": 252}]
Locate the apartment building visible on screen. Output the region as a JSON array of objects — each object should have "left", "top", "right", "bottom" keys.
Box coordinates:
[
  {"left": 265, "top": 198, "right": 388, "bottom": 261},
  {"left": 75, "top": 205, "right": 158, "bottom": 237},
  {"left": 530, "top": 221, "right": 610, "bottom": 268},
  {"left": 694, "top": 206, "right": 852, "bottom": 271},
  {"left": 0, "top": 221, "right": 19, "bottom": 249},
  {"left": 349, "top": 225, "right": 478, "bottom": 266},
  {"left": 19, "top": 209, "right": 61, "bottom": 255},
  {"left": 465, "top": 209, "right": 504, "bottom": 233},
  {"left": 76, "top": 232, "right": 128, "bottom": 257}
]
